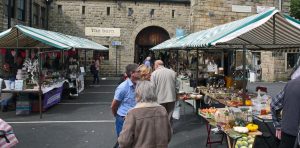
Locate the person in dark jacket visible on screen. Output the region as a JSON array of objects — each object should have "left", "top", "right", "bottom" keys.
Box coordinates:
[{"left": 271, "top": 66, "right": 300, "bottom": 148}]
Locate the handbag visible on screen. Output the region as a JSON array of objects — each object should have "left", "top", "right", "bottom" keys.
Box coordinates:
[{"left": 0, "top": 118, "right": 18, "bottom": 148}]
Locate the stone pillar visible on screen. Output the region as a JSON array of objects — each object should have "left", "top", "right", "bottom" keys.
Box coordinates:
[{"left": 261, "top": 51, "right": 275, "bottom": 82}]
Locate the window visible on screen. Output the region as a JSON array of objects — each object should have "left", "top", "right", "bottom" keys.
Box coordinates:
[
  {"left": 286, "top": 53, "right": 299, "bottom": 70},
  {"left": 128, "top": 8, "right": 133, "bottom": 16},
  {"left": 58, "top": 5, "right": 62, "bottom": 14},
  {"left": 172, "top": 10, "right": 175, "bottom": 18},
  {"left": 17, "top": 0, "right": 25, "bottom": 21},
  {"left": 41, "top": 7, "right": 46, "bottom": 28},
  {"left": 33, "top": 3, "right": 39, "bottom": 26},
  {"left": 150, "top": 9, "right": 154, "bottom": 17},
  {"left": 107, "top": 7, "right": 110, "bottom": 16},
  {"left": 82, "top": 6, "right": 85, "bottom": 15},
  {"left": 5, "top": 0, "right": 16, "bottom": 18}
]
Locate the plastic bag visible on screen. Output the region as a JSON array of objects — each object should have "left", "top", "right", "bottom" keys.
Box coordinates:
[{"left": 172, "top": 101, "right": 180, "bottom": 120}]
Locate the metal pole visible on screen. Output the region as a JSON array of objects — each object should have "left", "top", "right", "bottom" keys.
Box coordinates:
[
  {"left": 38, "top": 48, "right": 42, "bottom": 119},
  {"left": 176, "top": 50, "right": 179, "bottom": 73},
  {"left": 84, "top": 49, "right": 87, "bottom": 71},
  {"left": 242, "top": 45, "right": 247, "bottom": 105},
  {"left": 115, "top": 46, "right": 117, "bottom": 76},
  {"left": 196, "top": 49, "right": 199, "bottom": 85},
  {"left": 273, "top": 15, "right": 276, "bottom": 44}
]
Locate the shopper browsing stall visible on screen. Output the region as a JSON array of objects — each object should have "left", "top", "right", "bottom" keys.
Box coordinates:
[
  {"left": 111, "top": 64, "right": 140, "bottom": 147},
  {"left": 271, "top": 66, "right": 300, "bottom": 148},
  {"left": 151, "top": 60, "right": 177, "bottom": 122}
]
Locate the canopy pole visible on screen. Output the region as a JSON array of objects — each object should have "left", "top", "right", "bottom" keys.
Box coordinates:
[
  {"left": 85, "top": 49, "right": 87, "bottom": 71},
  {"left": 273, "top": 14, "right": 276, "bottom": 44},
  {"left": 17, "top": 29, "right": 19, "bottom": 48},
  {"left": 242, "top": 45, "right": 247, "bottom": 105},
  {"left": 38, "top": 47, "right": 43, "bottom": 119},
  {"left": 186, "top": 50, "right": 188, "bottom": 71},
  {"left": 176, "top": 50, "right": 179, "bottom": 73},
  {"left": 196, "top": 49, "right": 199, "bottom": 86}
]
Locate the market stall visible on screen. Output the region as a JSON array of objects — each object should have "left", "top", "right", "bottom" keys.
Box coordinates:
[
  {"left": 0, "top": 25, "right": 108, "bottom": 118},
  {"left": 151, "top": 8, "right": 300, "bottom": 147}
]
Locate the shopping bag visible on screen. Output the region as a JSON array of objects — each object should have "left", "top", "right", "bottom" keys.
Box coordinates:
[
  {"left": 0, "top": 118, "right": 18, "bottom": 148},
  {"left": 172, "top": 101, "right": 180, "bottom": 120}
]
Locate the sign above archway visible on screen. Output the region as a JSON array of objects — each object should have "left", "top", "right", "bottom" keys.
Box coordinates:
[{"left": 85, "top": 27, "right": 120, "bottom": 37}]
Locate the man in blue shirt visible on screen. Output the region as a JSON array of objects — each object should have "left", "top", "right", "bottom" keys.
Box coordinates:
[{"left": 111, "top": 64, "right": 140, "bottom": 141}]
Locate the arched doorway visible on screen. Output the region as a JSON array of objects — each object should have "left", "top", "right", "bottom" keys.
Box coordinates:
[{"left": 134, "top": 26, "right": 170, "bottom": 64}]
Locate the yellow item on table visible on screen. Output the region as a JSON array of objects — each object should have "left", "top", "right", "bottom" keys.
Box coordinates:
[{"left": 246, "top": 123, "right": 259, "bottom": 132}]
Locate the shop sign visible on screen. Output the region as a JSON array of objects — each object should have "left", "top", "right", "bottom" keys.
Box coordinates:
[
  {"left": 176, "top": 28, "right": 186, "bottom": 37},
  {"left": 112, "top": 41, "right": 122, "bottom": 46},
  {"left": 85, "top": 27, "right": 120, "bottom": 37},
  {"left": 256, "top": 6, "right": 275, "bottom": 13},
  {"left": 232, "top": 5, "right": 252, "bottom": 13}
]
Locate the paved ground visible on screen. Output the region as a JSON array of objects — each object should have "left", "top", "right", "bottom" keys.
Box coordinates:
[{"left": 0, "top": 79, "right": 286, "bottom": 148}]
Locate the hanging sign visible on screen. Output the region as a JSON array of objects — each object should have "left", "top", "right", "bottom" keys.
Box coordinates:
[
  {"left": 85, "top": 27, "right": 121, "bottom": 37},
  {"left": 112, "top": 41, "right": 122, "bottom": 46}
]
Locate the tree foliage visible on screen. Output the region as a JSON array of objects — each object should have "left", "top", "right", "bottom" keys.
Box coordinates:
[{"left": 290, "top": 0, "right": 300, "bottom": 19}]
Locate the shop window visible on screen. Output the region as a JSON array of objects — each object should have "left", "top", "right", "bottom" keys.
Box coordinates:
[
  {"left": 172, "top": 10, "right": 175, "bottom": 18},
  {"left": 17, "top": 0, "right": 25, "bottom": 21},
  {"left": 41, "top": 7, "right": 46, "bottom": 28},
  {"left": 107, "top": 7, "right": 110, "bottom": 16},
  {"left": 5, "top": 0, "right": 16, "bottom": 18},
  {"left": 286, "top": 53, "right": 299, "bottom": 70},
  {"left": 58, "top": 5, "right": 62, "bottom": 14},
  {"left": 33, "top": 3, "right": 39, "bottom": 26},
  {"left": 128, "top": 8, "right": 133, "bottom": 16},
  {"left": 82, "top": 6, "right": 85, "bottom": 15}
]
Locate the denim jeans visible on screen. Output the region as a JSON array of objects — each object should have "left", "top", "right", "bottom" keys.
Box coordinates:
[
  {"left": 93, "top": 70, "right": 99, "bottom": 84},
  {"left": 115, "top": 114, "right": 125, "bottom": 137}
]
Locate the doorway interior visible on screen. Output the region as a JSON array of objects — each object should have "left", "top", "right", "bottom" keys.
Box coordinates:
[{"left": 134, "top": 26, "right": 170, "bottom": 64}]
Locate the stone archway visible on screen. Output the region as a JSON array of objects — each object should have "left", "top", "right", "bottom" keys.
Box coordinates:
[{"left": 134, "top": 26, "right": 170, "bottom": 64}]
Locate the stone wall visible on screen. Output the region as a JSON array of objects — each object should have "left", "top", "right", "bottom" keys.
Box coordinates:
[
  {"left": 191, "top": 0, "right": 290, "bottom": 32},
  {"left": 49, "top": 0, "right": 191, "bottom": 74},
  {"left": 1, "top": 0, "right": 47, "bottom": 31}
]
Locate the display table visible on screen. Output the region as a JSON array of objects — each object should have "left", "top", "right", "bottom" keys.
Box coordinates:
[
  {"left": 1, "top": 80, "right": 67, "bottom": 117},
  {"left": 177, "top": 77, "right": 197, "bottom": 110},
  {"left": 199, "top": 112, "right": 262, "bottom": 148}
]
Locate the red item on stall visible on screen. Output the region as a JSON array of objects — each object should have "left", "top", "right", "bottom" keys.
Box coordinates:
[{"left": 0, "top": 49, "right": 6, "bottom": 55}]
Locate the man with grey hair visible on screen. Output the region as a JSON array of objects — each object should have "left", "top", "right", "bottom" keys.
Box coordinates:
[
  {"left": 118, "top": 80, "right": 172, "bottom": 147},
  {"left": 151, "top": 60, "right": 176, "bottom": 122},
  {"left": 111, "top": 63, "right": 140, "bottom": 148},
  {"left": 271, "top": 65, "right": 300, "bottom": 148}
]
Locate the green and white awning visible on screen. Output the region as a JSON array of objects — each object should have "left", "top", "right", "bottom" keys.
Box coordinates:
[
  {"left": 150, "top": 36, "right": 185, "bottom": 50},
  {"left": 0, "top": 25, "right": 108, "bottom": 50},
  {"left": 151, "top": 8, "right": 300, "bottom": 50}
]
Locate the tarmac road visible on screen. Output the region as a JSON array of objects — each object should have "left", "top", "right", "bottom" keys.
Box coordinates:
[{"left": 0, "top": 79, "right": 285, "bottom": 148}]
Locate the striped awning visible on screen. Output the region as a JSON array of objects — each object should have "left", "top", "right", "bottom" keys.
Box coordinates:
[
  {"left": 151, "top": 8, "right": 300, "bottom": 50},
  {"left": 150, "top": 36, "right": 185, "bottom": 50},
  {"left": 0, "top": 25, "right": 108, "bottom": 50}
]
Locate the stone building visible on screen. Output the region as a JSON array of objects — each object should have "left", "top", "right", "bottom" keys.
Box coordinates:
[{"left": 0, "top": 0, "right": 297, "bottom": 81}]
